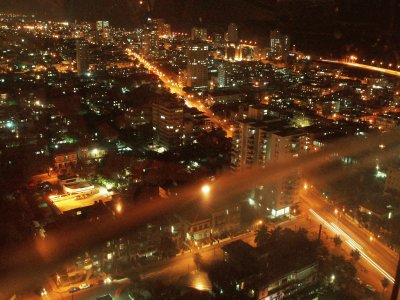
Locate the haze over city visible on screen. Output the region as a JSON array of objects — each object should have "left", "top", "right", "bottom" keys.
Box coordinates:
[{"left": 1, "top": 1, "right": 400, "bottom": 300}]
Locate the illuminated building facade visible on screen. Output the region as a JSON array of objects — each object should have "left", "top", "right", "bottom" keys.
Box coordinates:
[
  {"left": 186, "top": 42, "right": 209, "bottom": 89},
  {"left": 96, "top": 20, "right": 109, "bottom": 31},
  {"left": 191, "top": 27, "right": 207, "bottom": 41},
  {"left": 142, "top": 18, "right": 160, "bottom": 58},
  {"left": 76, "top": 39, "right": 89, "bottom": 75},
  {"left": 269, "top": 29, "right": 290, "bottom": 59},
  {"left": 152, "top": 97, "right": 184, "bottom": 149},
  {"left": 231, "top": 108, "right": 312, "bottom": 217}
]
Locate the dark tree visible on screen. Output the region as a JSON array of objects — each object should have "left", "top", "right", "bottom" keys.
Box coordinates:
[
  {"left": 381, "top": 277, "right": 389, "bottom": 292},
  {"left": 333, "top": 235, "right": 342, "bottom": 247},
  {"left": 254, "top": 224, "right": 270, "bottom": 250},
  {"left": 350, "top": 249, "right": 360, "bottom": 261},
  {"left": 159, "top": 232, "right": 178, "bottom": 258}
]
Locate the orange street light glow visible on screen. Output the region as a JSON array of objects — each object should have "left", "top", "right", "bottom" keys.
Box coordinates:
[{"left": 201, "top": 185, "right": 210, "bottom": 194}]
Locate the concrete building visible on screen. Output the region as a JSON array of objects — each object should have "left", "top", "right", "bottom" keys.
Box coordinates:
[
  {"left": 152, "top": 97, "right": 184, "bottom": 149},
  {"left": 227, "top": 23, "right": 238, "bottom": 43},
  {"left": 269, "top": 29, "right": 290, "bottom": 59},
  {"left": 191, "top": 27, "right": 207, "bottom": 41},
  {"left": 217, "top": 62, "right": 228, "bottom": 87},
  {"left": 142, "top": 18, "right": 160, "bottom": 58},
  {"left": 76, "top": 39, "right": 89, "bottom": 75},
  {"left": 231, "top": 107, "right": 312, "bottom": 217},
  {"left": 206, "top": 89, "right": 245, "bottom": 106},
  {"left": 54, "top": 151, "right": 78, "bottom": 174},
  {"left": 186, "top": 42, "right": 209, "bottom": 89},
  {"left": 96, "top": 20, "right": 109, "bottom": 31}
]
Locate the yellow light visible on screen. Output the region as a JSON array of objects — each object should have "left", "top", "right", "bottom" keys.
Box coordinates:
[
  {"left": 303, "top": 183, "right": 308, "bottom": 190},
  {"left": 99, "top": 188, "right": 108, "bottom": 195},
  {"left": 201, "top": 185, "right": 210, "bottom": 194},
  {"left": 116, "top": 203, "right": 122, "bottom": 213}
]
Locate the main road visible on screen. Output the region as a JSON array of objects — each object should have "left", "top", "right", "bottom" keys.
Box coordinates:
[
  {"left": 319, "top": 59, "right": 400, "bottom": 78},
  {"left": 299, "top": 186, "right": 399, "bottom": 298},
  {"left": 126, "top": 49, "right": 233, "bottom": 137}
]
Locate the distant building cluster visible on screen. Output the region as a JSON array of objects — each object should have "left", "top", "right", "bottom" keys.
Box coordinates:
[{"left": 1, "top": 11, "right": 400, "bottom": 300}]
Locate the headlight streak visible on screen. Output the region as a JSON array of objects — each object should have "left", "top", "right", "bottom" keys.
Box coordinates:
[{"left": 309, "top": 209, "right": 394, "bottom": 283}]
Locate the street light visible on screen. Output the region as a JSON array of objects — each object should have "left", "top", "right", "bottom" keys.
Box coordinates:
[
  {"left": 201, "top": 185, "right": 210, "bottom": 195},
  {"left": 330, "top": 274, "right": 336, "bottom": 283}
]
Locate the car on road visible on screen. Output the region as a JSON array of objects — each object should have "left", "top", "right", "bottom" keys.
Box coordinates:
[
  {"left": 69, "top": 287, "right": 79, "bottom": 293},
  {"left": 79, "top": 283, "right": 92, "bottom": 290}
]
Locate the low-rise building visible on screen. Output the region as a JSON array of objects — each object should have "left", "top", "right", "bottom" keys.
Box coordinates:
[{"left": 207, "top": 89, "right": 245, "bottom": 106}]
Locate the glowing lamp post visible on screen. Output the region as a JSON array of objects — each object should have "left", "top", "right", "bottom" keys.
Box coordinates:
[
  {"left": 201, "top": 185, "right": 210, "bottom": 195},
  {"left": 116, "top": 203, "right": 122, "bottom": 214}
]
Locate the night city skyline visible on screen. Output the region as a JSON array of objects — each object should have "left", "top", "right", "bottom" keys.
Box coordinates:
[{"left": 1, "top": 1, "right": 400, "bottom": 300}]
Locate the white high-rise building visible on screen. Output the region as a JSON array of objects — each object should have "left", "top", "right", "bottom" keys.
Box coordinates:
[{"left": 231, "top": 106, "right": 312, "bottom": 217}]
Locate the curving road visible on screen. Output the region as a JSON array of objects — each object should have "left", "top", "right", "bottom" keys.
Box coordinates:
[{"left": 320, "top": 59, "right": 400, "bottom": 78}]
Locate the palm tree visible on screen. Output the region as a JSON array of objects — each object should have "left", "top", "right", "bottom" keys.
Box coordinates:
[
  {"left": 333, "top": 235, "right": 342, "bottom": 247},
  {"left": 381, "top": 277, "right": 389, "bottom": 293},
  {"left": 350, "top": 249, "right": 360, "bottom": 261}
]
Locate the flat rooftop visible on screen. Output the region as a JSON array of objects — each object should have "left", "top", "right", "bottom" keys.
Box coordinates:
[{"left": 51, "top": 188, "right": 113, "bottom": 213}]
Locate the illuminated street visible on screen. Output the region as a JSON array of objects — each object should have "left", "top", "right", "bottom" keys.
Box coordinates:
[
  {"left": 298, "top": 187, "right": 399, "bottom": 296},
  {"left": 320, "top": 59, "right": 400, "bottom": 78},
  {"left": 127, "top": 50, "right": 233, "bottom": 137},
  {"left": 22, "top": 279, "right": 131, "bottom": 300},
  {"left": 2, "top": 2, "right": 400, "bottom": 300}
]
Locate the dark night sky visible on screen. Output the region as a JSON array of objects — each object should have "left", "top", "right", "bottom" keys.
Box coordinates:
[{"left": 1, "top": 0, "right": 399, "bottom": 59}]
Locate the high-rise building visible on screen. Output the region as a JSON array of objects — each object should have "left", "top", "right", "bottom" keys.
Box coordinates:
[
  {"left": 95, "top": 20, "right": 110, "bottom": 41},
  {"left": 142, "top": 18, "right": 160, "bottom": 58},
  {"left": 231, "top": 106, "right": 312, "bottom": 217},
  {"left": 217, "top": 62, "right": 228, "bottom": 88},
  {"left": 269, "top": 29, "right": 290, "bottom": 59},
  {"left": 76, "top": 39, "right": 89, "bottom": 75},
  {"left": 212, "top": 33, "right": 224, "bottom": 46},
  {"left": 160, "top": 23, "right": 171, "bottom": 37},
  {"left": 227, "top": 23, "right": 238, "bottom": 43},
  {"left": 96, "top": 20, "right": 109, "bottom": 31},
  {"left": 186, "top": 42, "right": 209, "bottom": 89},
  {"left": 191, "top": 27, "right": 208, "bottom": 41},
  {"left": 152, "top": 97, "right": 184, "bottom": 149}
]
